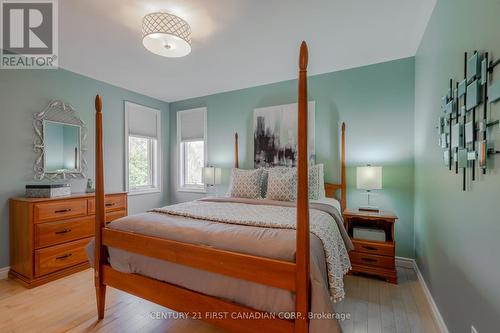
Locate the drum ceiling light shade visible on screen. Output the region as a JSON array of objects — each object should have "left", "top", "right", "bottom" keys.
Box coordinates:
[{"left": 142, "top": 12, "right": 192, "bottom": 58}]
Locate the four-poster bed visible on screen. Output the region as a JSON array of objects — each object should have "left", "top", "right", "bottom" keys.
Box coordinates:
[{"left": 92, "top": 42, "right": 349, "bottom": 333}]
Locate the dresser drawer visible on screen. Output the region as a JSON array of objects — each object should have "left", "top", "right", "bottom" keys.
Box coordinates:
[
  {"left": 35, "top": 238, "right": 91, "bottom": 276},
  {"left": 349, "top": 251, "right": 395, "bottom": 269},
  {"left": 34, "top": 199, "right": 87, "bottom": 223},
  {"left": 352, "top": 239, "right": 394, "bottom": 257},
  {"left": 35, "top": 217, "right": 94, "bottom": 249},
  {"left": 88, "top": 195, "right": 126, "bottom": 214},
  {"left": 105, "top": 210, "right": 127, "bottom": 223}
]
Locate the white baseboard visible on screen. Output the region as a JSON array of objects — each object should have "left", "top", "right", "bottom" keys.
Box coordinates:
[
  {"left": 395, "top": 256, "right": 415, "bottom": 269},
  {"left": 0, "top": 266, "right": 9, "bottom": 280},
  {"left": 395, "top": 257, "right": 449, "bottom": 333}
]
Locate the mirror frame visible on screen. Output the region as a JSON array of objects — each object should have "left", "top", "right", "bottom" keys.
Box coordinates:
[{"left": 33, "top": 99, "right": 88, "bottom": 180}]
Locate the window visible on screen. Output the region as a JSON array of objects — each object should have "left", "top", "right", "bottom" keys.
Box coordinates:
[
  {"left": 125, "top": 102, "right": 161, "bottom": 195},
  {"left": 177, "top": 107, "right": 207, "bottom": 192}
]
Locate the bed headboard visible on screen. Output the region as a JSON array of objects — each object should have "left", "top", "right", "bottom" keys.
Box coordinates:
[{"left": 233, "top": 122, "right": 347, "bottom": 212}]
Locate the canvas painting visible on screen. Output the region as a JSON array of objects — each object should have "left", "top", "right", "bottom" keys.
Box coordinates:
[{"left": 254, "top": 102, "right": 315, "bottom": 168}]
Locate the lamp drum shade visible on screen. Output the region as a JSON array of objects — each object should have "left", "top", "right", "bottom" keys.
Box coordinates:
[
  {"left": 203, "top": 167, "right": 221, "bottom": 186},
  {"left": 356, "top": 166, "right": 382, "bottom": 190}
]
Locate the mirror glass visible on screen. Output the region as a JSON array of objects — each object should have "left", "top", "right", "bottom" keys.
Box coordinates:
[{"left": 44, "top": 120, "right": 81, "bottom": 173}]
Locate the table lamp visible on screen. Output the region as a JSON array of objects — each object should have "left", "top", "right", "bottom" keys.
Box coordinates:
[
  {"left": 356, "top": 165, "right": 382, "bottom": 212},
  {"left": 203, "top": 166, "right": 221, "bottom": 194}
]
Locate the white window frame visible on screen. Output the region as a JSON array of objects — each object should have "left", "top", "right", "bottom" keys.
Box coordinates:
[
  {"left": 124, "top": 101, "right": 162, "bottom": 196},
  {"left": 177, "top": 107, "right": 207, "bottom": 193}
]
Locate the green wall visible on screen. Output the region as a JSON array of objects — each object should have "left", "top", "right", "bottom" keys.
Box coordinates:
[
  {"left": 170, "top": 57, "right": 415, "bottom": 258},
  {"left": 414, "top": 0, "right": 500, "bottom": 331},
  {"left": 0, "top": 68, "right": 170, "bottom": 268}
]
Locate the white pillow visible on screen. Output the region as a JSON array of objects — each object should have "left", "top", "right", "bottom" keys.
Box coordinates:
[
  {"left": 265, "top": 168, "right": 297, "bottom": 201},
  {"left": 227, "top": 168, "right": 263, "bottom": 199}
]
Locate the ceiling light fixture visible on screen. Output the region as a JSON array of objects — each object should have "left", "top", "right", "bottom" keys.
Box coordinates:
[{"left": 142, "top": 12, "right": 191, "bottom": 58}]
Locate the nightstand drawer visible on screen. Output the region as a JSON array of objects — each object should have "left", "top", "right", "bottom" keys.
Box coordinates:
[
  {"left": 350, "top": 251, "right": 395, "bottom": 269},
  {"left": 352, "top": 239, "right": 394, "bottom": 257}
]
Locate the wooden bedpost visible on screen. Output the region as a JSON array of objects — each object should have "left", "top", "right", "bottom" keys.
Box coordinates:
[
  {"left": 234, "top": 132, "right": 239, "bottom": 168},
  {"left": 295, "top": 41, "right": 310, "bottom": 333},
  {"left": 340, "top": 122, "right": 346, "bottom": 213},
  {"left": 94, "top": 95, "right": 106, "bottom": 319}
]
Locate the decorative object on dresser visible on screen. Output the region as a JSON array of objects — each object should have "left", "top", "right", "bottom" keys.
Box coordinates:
[
  {"left": 343, "top": 208, "right": 398, "bottom": 284},
  {"left": 9, "top": 192, "right": 127, "bottom": 288},
  {"left": 356, "top": 165, "right": 383, "bottom": 212},
  {"left": 25, "top": 183, "right": 71, "bottom": 198},
  {"left": 33, "top": 99, "right": 88, "bottom": 180},
  {"left": 438, "top": 51, "right": 500, "bottom": 191},
  {"left": 85, "top": 178, "right": 95, "bottom": 193}
]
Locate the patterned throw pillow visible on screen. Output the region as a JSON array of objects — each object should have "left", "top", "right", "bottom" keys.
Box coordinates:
[
  {"left": 265, "top": 168, "right": 297, "bottom": 201},
  {"left": 309, "top": 164, "right": 326, "bottom": 200},
  {"left": 227, "top": 168, "right": 263, "bottom": 199}
]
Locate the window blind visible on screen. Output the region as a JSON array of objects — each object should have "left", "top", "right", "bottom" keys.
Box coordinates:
[
  {"left": 127, "top": 102, "right": 159, "bottom": 138},
  {"left": 179, "top": 109, "right": 205, "bottom": 141}
]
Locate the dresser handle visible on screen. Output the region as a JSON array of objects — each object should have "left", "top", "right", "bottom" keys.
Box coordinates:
[
  {"left": 361, "top": 257, "right": 377, "bottom": 263},
  {"left": 54, "top": 208, "right": 71, "bottom": 214},
  {"left": 105, "top": 202, "right": 115, "bottom": 207},
  {"left": 55, "top": 228, "right": 71, "bottom": 234},
  {"left": 56, "top": 253, "right": 72, "bottom": 260},
  {"left": 362, "top": 245, "right": 378, "bottom": 251}
]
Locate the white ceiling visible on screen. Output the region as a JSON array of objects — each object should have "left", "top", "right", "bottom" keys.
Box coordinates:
[{"left": 60, "top": 0, "right": 436, "bottom": 102}]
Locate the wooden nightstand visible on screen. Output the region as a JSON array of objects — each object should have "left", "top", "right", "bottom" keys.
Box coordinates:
[{"left": 343, "top": 208, "right": 398, "bottom": 284}]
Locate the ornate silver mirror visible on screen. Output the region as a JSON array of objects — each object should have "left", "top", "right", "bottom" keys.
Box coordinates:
[{"left": 33, "top": 100, "right": 87, "bottom": 180}]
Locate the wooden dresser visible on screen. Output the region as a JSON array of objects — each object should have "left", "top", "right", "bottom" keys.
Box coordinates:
[
  {"left": 9, "top": 192, "right": 127, "bottom": 288},
  {"left": 343, "top": 208, "right": 398, "bottom": 283}
]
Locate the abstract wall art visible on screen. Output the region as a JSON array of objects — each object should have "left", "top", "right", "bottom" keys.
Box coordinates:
[
  {"left": 254, "top": 101, "right": 315, "bottom": 168},
  {"left": 438, "top": 51, "right": 500, "bottom": 191}
]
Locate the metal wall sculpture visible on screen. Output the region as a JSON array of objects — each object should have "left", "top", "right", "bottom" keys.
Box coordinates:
[{"left": 439, "top": 51, "right": 500, "bottom": 191}]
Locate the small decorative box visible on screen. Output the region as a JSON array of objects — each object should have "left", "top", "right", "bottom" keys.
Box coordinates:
[{"left": 25, "top": 184, "right": 71, "bottom": 198}]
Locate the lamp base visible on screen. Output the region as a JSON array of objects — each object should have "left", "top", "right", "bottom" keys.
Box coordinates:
[{"left": 359, "top": 205, "right": 380, "bottom": 212}]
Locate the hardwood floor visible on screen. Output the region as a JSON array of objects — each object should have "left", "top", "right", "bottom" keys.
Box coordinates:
[
  {"left": 0, "top": 267, "right": 439, "bottom": 333},
  {"left": 337, "top": 268, "right": 440, "bottom": 333}
]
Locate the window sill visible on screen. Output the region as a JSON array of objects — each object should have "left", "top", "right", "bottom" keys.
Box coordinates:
[
  {"left": 128, "top": 188, "right": 161, "bottom": 196},
  {"left": 177, "top": 187, "right": 207, "bottom": 194}
]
